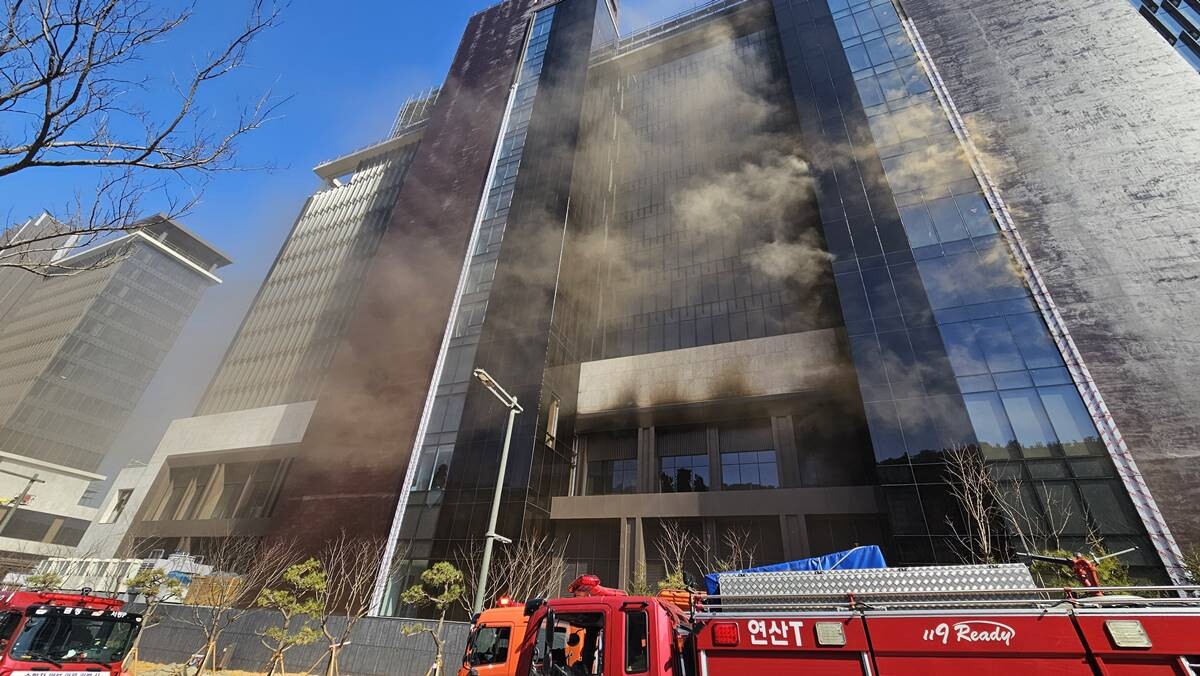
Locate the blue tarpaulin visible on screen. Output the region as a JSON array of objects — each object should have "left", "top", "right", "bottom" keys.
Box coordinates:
[{"left": 704, "top": 545, "right": 887, "bottom": 595}]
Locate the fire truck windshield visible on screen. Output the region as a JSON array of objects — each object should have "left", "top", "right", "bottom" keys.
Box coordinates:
[{"left": 9, "top": 613, "right": 138, "bottom": 665}]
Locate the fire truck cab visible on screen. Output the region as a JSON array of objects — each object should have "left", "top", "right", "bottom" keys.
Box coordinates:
[
  {"left": 0, "top": 590, "right": 141, "bottom": 673},
  {"left": 472, "top": 572, "right": 1200, "bottom": 676}
]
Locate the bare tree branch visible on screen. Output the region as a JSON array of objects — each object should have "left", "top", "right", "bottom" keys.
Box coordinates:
[
  {"left": 0, "top": 0, "right": 286, "bottom": 275},
  {"left": 179, "top": 536, "right": 298, "bottom": 675},
  {"left": 455, "top": 532, "right": 569, "bottom": 614}
]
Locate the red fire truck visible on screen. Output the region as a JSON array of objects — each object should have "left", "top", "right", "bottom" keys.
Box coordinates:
[
  {"left": 462, "top": 572, "right": 1200, "bottom": 676},
  {"left": 0, "top": 590, "right": 141, "bottom": 674}
]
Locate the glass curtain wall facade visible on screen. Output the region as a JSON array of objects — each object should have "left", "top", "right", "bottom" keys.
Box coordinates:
[
  {"left": 378, "top": 0, "right": 618, "bottom": 615},
  {"left": 197, "top": 143, "right": 420, "bottom": 415},
  {"left": 374, "top": 0, "right": 1186, "bottom": 609},
  {"left": 773, "top": 0, "right": 1166, "bottom": 577},
  {"left": 382, "top": 3, "right": 562, "bottom": 612},
  {"left": 0, "top": 238, "right": 220, "bottom": 473}
]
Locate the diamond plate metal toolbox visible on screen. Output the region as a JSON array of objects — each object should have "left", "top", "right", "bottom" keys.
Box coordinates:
[{"left": 717, "top": 563, "right": 1035, "bottom": 602}]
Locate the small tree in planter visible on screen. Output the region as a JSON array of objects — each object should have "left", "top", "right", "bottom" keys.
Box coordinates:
[
  {"left": 23, "top": 571, "right": 63, "bottom": 592},
  {"left": 122, "top": 567, "right": 185, "bottom": 672},
  {"left": 401, "top": 562, "right": 465, "bottom": 676},
  {"left": 256, "top": 558, "right": 326, "bottom": 675}
]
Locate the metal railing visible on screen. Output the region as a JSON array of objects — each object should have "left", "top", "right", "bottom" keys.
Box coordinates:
[
  {"left": 693, "top": 586, "right": 1200, "bottom": 615},
  {"left": 315, "top": 87, "right": 441, "bottom": 171},
  {"left": 592, "top": 0, "right": 757, "bottom": 63}
]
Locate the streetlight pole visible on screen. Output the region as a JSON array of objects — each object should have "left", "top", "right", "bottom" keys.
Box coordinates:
[
  {"left": 0, "top": 469, "right": 44, "bottom": 535},
  {"left": 471, "top": 368, "right": 523, "bottom": 615}
]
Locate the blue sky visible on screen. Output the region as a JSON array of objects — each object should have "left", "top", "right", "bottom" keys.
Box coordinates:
[{"left": 1, "top": 0, "right": 706, "bottom": 495}]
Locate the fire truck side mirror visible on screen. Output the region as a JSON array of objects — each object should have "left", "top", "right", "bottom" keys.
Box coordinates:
[{"left": 524, "top": 598, "right": 544, "bottom": 616}]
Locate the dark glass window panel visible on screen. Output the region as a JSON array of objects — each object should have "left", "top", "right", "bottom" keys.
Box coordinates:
[
  {"left": 1026, "top": 460, "right": 1070, "bottom": 479},
  {"left": 849, "top": 335, "right": 889, "bottom": 387},
  {"left": 953, "top": 192, "right": 996, "bottom": 237},
  {"left": 892, "top": 204, "right": 936, "bottom": 250},
  {"left": 977, "top": 243, "right": 1028, "bottom": 302},
  {"left": 659, "top": 455, "right": 709, "bottom": 493},
  {"left": 884, "top": 487, "right": 928, "bottom": 535},
  {"left": 956, "top": 374, "right": 994, "bottom": 393},
  {"left": 864, "top": 401, "right": 908, "bottom": 462},
  {"left": 886, "top": 30, "right": 912, "bottom": 61},
  {"left": 587, "top": 459, "right": 637, "bottom": 495},
  {"left": 868, "top": 114, "right": 901, "bottom": 147},
  {"left": 890, "top": 262, "right": 933, "bottom": 325},
  {"left": 856, "top": 75, "right": 886, "bottom": 107},
  {"left": 845, "top": 43, "right": 872, "bottom": 71},
  {"left": 898, "top": 204, "right": 938, "bottom": 248},
  {"left": 1006, "top": 313, "right": 1063, "bottom": 369},
  {"left": 1031, "top": 367, "right": 1072, "bottom": 386},
  {"left": 1079, "top": 482, "right": 1140, "bottom": 534},
  {"left": 908, "top": 326, "right": 958, "bottom": 394},
  {"left": 874, "top": 2, "right": 901, "bottom": 29},
  {"left": 895, "top": 397, "right": 943, "bottom": 461},
  {"left": 917, "top": 484, "right": 959, "bottom": 535},
  {"left": 998, "top": 388, "right": 1058, "bottom": 458},
  {"left": 865, "top": 37, "right": 893, "bottom": 65},
  {"left": 927, "top": 197, "right": 969, "bottom": 243},
  {"left": 938, "top": 322, "right": 988, "bottom": 376},
  {"left": 878, "top": 331, "right": 921, "bottom": 396},
  {"left": 720, "top": 450, "right": 779, "bottom": 490},
  {"left": 853, "top": 8, "right": 881, "bottom": 33},
  {"left": 1038, "top": 385, "right": 1105, "bottom": 457},
  {"left": 878, "top": 70, "right": 907, "bottom": 101},
  {"left": 973, "top": 317, "right": 1026, "bottom": 372},
  {"left": 962, "top": 391, "right": 1017, "bottom": 459},
  {"left": 992, "top": 371, "right": 1033, "bottom": 389},
  {"left": 1069, "top": 457, "right": 1113, "bottom": 479},
  {"left": 915, "top": 257, "right": 962, "bottom": 310},
  {"left": 876, "top": 464, "right": 914, "bottom": 484},
  {"left": 862, "top": 267, "right": 901, "bottom": 319},
  {"left": 897, "top": 62, "right": 931, "bottom": 95},
  {"left": 835, "top": 15, "right": 860, "bottom": 40},
  {"left": 1033, "top": 483, "right": 1088, "bottom": 535}
]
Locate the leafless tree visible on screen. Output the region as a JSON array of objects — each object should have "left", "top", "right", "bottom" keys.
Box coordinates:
[
  {"left": 0, "top": 0, "right": 286, "bottom": 276},
  {"left": 308, "top": 534, "right": 406, "bottom": 676},
  {"left": 942, "top": 445, "right": 1002, "bottom": 564},
  {"left": 456, "top": 532, "right": 569, "bottom": 612},
  {"left": 942, "top": 444, "right": 1076, "bottom": 564},
  {"left": 654, "top": 520, "right": 699, "bottom": 590},
  {"left": 695, "top": 526, "right": 758, "bottom": 574},
  {"left": 179, "top": 537, "right": 297, "bottom": 675},
  {"left": 994, "top": 478, "right": 1071, "bottom": 555}
]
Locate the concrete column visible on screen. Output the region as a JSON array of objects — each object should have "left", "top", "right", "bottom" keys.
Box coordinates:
[
  {"left": 575, "top": 435, "right": 588, "bottom": 495},
  {"left": 619, "top": 516, "right": 633, "bottom": 589},
  {"left": 706, "top": 424, "right": 722, "bottom": 491},
  {"left": 781, "top": 514, "right": 808, "bottom": 560},
  {"left": 638, "top": 426, "right": 656, "bottom": 493},
  {"left": 773, "top": 415, "right": 801, "bottom": 488},
  {"left": 633, "top": 516, "right": 646, "bottom": 583}
]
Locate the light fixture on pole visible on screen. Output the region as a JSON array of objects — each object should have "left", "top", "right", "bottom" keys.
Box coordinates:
[{"left": 471, "top": 368, "right": 524, "bottom": 615}]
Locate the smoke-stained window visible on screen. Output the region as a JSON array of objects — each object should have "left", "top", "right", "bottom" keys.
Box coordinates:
[
  {"left": 596, "top": 28, "right": 839, "bottom": 360},
  {"left": 587, "top": 459, "right": 636, "bottom": 495},
  {"left": 659, "top": 455, "right": 709, "bottom": 493}
]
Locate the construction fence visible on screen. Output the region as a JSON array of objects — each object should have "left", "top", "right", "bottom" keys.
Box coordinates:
[{"left": 138, "top": 604, "right": 471, "bottom": 675}]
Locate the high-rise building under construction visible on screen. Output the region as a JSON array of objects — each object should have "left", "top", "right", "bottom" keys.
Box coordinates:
[{"left": 96, "top": 0, "right": 1200, "bottom": 610}]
